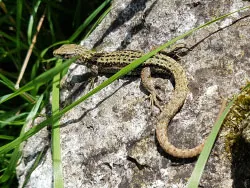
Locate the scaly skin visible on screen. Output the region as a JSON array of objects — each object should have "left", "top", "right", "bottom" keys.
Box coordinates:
[{"left": 53, "top": 44, "right": 205, "bottom": 158}]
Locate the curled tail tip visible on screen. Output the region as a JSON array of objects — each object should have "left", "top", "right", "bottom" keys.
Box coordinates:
[
  {"left": 156, "top": 128, "right": 204, "bottom": 158},
  {"left": 161, "top": 143, "right": 204, "bottom": 158}
]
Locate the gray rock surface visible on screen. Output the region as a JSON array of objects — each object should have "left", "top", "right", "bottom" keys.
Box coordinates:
[{"left": 17, "top": 0, "right": 250, "bottom": 187}]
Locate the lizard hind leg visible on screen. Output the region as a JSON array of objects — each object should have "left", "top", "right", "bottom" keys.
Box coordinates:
[{"left": 141, "top": 67, "right": 163, "bottom": 111}]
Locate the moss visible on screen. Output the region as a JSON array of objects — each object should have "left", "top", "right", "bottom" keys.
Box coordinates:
[{"left": 223, "top": 83, "right": 250, "bottom": 155}]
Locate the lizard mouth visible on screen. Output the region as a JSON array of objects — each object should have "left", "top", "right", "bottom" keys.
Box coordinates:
[{"left": 54, "top": 54, "right": 73, "bottom": 60}]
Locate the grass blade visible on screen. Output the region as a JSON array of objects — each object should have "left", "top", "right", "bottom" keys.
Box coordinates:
[
  {"left": 83, "top": 4, "right": 112, "bottom": 39},
  {"left": 0, "top": 57, "right": 75, "bottom": 104},
  {"left": 27, "top": 0, "right": 42, "bottom": 44},
  {"left": 51, "top": 60, "right": 64, "bottom": 188},
  {"left": 0, "top": 73, "right": 36, "bottom": 104},
  {"left": 16, "top": 0, "right": 23, "bottom": 59},
  {"left": 0, "top": 95, "right": 44, "bottom": 184},
  {"left": 187, "top": 84, "right": 250, "bottom": 187},
  {"left": 69, "top": 0, "right": 111, "bottom": 42}
]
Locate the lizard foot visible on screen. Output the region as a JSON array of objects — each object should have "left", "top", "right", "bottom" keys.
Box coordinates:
[
  {"left": 88, "top": 76, "right": 98, "bottom": 89},
  {"left": 149, "top": 93, "right": 163, "bottom": 112},
  {"left": 141, "top": 67, "right": 164, "bottom": 112}
]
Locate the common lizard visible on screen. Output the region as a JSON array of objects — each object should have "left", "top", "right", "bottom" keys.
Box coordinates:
[{"left": 53, "top": 44, "right": 204, "bottom": 158}]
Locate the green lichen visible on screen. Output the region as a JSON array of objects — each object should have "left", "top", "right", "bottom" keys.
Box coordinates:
[{"left": 223, "top": 83, "right": 250, "bottom": 155}]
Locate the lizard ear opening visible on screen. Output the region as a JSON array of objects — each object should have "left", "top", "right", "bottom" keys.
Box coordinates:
[{"left": 74, "top": 45, "right": 92, "bottom": 55}]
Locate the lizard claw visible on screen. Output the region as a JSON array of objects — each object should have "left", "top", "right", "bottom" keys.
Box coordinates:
[
  {"left": 88, "top": 76, "right": 98, "bottom": 89},
  {"left": 149, "top": 93, "right": 163, "bottom": 112}
]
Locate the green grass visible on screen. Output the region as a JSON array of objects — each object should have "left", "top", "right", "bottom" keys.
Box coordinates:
[
  {"left": 0, "top": 0, "right": 249, "bottom": 187},
  {"left": 0, "top": 0, "right": 111, "bottom": 187}
]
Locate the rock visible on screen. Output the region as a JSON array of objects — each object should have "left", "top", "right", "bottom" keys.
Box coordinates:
[{"left": 17, "top": 0, "right": 250, "bottom": 187}]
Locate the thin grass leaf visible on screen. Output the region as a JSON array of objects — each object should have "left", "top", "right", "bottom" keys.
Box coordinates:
[
  {"left": 0, "top": 95, "right": 44, "bottom": 184},
  {"left": 47, "top": 4, "right": 56, "bottom": 42},
  {"left": 0, "top": 73, "right": 36, "bottom": 103},
  {"left": 69, "top": 0, "right": 111, "bottom": 42},
  {"left": 21, "top": 147, "right": 46, "bottom": 188},
  {"left": 40, "top": 40, "right": 70, "bottom": 58},
  {"left": 30, "top": 58, "right": 41, "bottom": 87},
  {"left": 0, "top": 57, "right": 75, "bottom": 104},
  {"left": 26, "top": 97, "right": 44, "bottom": 122},
  {"left": 0, "top": 112, "right": 28, "bottom": 127},
  {"left": 187, "top": 83, "right": 250, "bottom": 188},
  {"left": 27, "top": 0, "right": 42, "bottom": 44},
  {"left": 16, "top": 0, "right": 23, "bottom": 59},
  {"left": 83, "top": 5, "right": 112, "bottom": 40},
  {"left": 0, "top": 68, "right": 18, "bottom": 80},
  {"left": 0, "top": 46, "right": 21, "bottom": 71},
  {"left": 0, "top": 74, "right": 15, "bottom": 89},
  {"left": 0, "top": 135, "right": 15, "bottom": 140},
  {"left": 15, "top": 9, "right": 46, "bottom": 89},
  {"left": 52, "top": 60, "right": 64, "bottom": 188},
  {"left": 0, "top": 111, "right": 60, "bottom": 155},
  {"left": 0, "top": 31, "right": 23, "bottom": 45},
  {"left": 72, "top": 0, "right": 83, "bottom": 27},
  {"left": 40, "top": 0, "right": 111, "bottom": 62},
  {"left": 31, "top": 37, "right": 64, "bottom": 82}
]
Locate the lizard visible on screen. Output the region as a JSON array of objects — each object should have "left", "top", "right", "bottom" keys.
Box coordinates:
[{"left": 53, "top": 44, "right": 204, "bottom": 158}]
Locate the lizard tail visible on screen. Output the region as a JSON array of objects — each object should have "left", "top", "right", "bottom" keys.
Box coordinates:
[
  {"left": 154, "top": 56, "right": 205, "bottom": 158},
  {"left": 155, "top": 91, "right": 205, "bottom": 158},
  {"left": 156, "top": 120, "right": 205, "bottom": 158}
]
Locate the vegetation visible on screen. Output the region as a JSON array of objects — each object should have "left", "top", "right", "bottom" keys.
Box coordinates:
[
  {"left": 0, "top": 0, "right": 249, "bottom": 187},
  {"left": 0, "top": 0, "right": 110, "bottom": 187}
]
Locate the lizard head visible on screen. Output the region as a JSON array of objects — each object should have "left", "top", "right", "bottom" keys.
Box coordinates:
[{"left": 53, "top": 44, "right": 94, "bottom": 62}]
